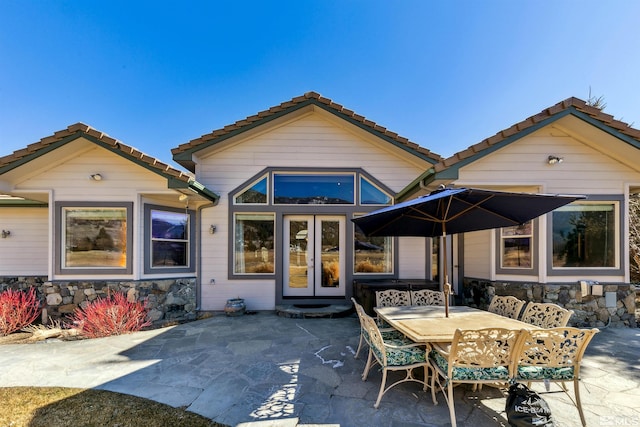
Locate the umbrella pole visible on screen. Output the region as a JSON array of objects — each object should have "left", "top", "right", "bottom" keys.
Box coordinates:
[{"left": 441, "top": 230, "right": 450, "bottom": 318}]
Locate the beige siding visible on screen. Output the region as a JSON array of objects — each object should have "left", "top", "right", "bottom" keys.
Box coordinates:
[
  {"left": 0, "top": 207, "right": 48, "bottom": 275},
  {"left": 397, "top": 237, "right": 427, "bottom": 279},
  {"left": 456, "top": 125, "right": 640, "bottom": 284},
  {"left": 5, "top": 140, "right": 183, "bottom": 280},
  {"left": 198, "top": 113, "right": 426, "bottom": 194},
  {"left": 198, "top": 112, "right": 431, "bottom": 310},
  {"left": 457, "top": 128, "right": 640, "bottom": 194},
  {"left": 15, "top": 141, "right": 171, "bottom": 201},
  {"left": 463, "top": 230, "right": 492, "bottom": 279}
]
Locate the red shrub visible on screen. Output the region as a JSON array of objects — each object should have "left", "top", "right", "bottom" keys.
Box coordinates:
[
  {"left": 0, "top": 287, "right": 41, "bottom": 336},
  {"left": 69, "top": 292, "right": 151, "bottom": 338}
]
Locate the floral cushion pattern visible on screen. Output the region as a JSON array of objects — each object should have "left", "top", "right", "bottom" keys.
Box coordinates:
[
  {"left": 516, "top": 365, "right": 575, "bottom": 380},
  {"left": 430, "top": 350, "right": 510, "bottom": 381},
  {"left": 377, "top": 319, "right": 392, "bottom": 328},
  {"left": 373, "top": 344, "right": 426, "bottom": 366},
  {"left": 362, "top": 329, "right": 408, "bottom": 345},
  {"left": 380, "top": 329, "right": 405, "bottom": 340}
]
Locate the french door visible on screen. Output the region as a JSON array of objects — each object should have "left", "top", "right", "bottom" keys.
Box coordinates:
[{"left": 283, "top": 215, "right": 345, "bottom": 297}]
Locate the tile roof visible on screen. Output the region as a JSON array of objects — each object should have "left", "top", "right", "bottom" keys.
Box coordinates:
[
  {"left": 434, "top": 97, "right": 640, "bottom": 173},
  {"left": 395, "top": 96, "right": 640, "bottom": 202},
  {"left": 0, "top": 123, "right": 219, "bottom": 202},
  {"left": 171, "top": 91, "right": 443, "bottom": 165}
]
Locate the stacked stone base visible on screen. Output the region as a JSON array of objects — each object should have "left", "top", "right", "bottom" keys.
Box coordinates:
[
  {"left": 0, "top": 276, "right": 197, "bottom": 326},
  {"left": 462, "top": 278, "right": 638, "bottom": 328}
]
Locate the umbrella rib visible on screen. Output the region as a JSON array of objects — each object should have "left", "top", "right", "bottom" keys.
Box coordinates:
[{"left": 444, "top": 195, "right": 523, "bottom": 225}]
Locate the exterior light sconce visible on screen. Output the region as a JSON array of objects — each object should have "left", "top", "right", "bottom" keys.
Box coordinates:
[
  {"left": 547, "top": 155, "right": 563, "bottom": 165},
  {"left": 89, "top": 173, "right": 103, "bottom": 181},
  {"left": 1, "top": 230, "right": 10, "bottom": 238},
  {"left": 209, "top": 225, "right": 217, "bottom": 234}
]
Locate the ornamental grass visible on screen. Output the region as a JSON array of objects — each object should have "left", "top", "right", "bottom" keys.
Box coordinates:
[
  {"left": 68, "top": 291, "right": 152, "bottom": 338},
  {"left": 0, "top": 287, "right": 41, "bottom": 336}
]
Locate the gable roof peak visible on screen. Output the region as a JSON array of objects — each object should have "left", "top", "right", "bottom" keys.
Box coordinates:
[
  {"left": 0, "top": 122, "right": 220, "bottom": 202},
  {"left": 172, "top": 91, "right": 443, "bottom": 169},
  {"left": 433, "top": 95, "right": 640, "bottom": 174}
]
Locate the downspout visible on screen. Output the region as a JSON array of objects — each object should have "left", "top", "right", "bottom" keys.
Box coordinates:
[{"left": 196, "top": 202, "right": 215, "bottom": 312}]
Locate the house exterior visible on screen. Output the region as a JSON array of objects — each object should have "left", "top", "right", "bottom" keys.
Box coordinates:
[
  {"left": 397, "top": 97, "right": 639, "bottom": 326},
  {"left": 0, "top": 124, "right": 218, "bottom": 322},
  {"left": 0, "top": 94, "right": 637, "bottom": 326},
  {"left": 170, "top": 92, "right": 443, "bottom": 311}
]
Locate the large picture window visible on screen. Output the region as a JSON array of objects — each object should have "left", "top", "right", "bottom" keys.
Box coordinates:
[
  {"left": 552, "top": 202, "right": 617, "bottom": 268},
  {"left": 55, "top": 202, "right": 133, "bottom": 275},
  {"left": 234, "top": 213, "right": 275, "bottom": 274}
]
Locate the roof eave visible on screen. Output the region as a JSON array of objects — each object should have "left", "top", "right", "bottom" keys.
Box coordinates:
[
  {"left": 172, "top": 94, "right": 443, "bottom": 169},
  {"left": 168, "top": 177, "right": 220, "bottom": 204}
]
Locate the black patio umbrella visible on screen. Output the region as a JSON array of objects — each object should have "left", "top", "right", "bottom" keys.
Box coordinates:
[{"left": 352, "top": 186, "right": 585, "bottom": 317}]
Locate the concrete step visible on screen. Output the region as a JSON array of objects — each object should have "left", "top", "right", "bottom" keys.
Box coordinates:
[{"left": 275, "top": 304, "right": 352, "bottom": 318}]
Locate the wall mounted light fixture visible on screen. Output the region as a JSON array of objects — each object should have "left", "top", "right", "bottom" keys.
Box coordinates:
[
  {"left": 1, "top": 230, "right": 10, "bottom": 238},
  {"left": 89, "top": 173, "right": 103, "bottom": 181},
  {"left": 209, "top": 225, "right": 217, "bottom": 234},
  {"left": 547, "top": 155, "right": 564, "bottom": 165}
]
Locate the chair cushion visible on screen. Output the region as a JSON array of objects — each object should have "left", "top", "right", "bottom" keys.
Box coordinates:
[
  {"left": 362, "top": 330, "right": 409, "bottom": 346},
  {"left": 377, "top": 319, "right": 392, "bottom": 328},
  {"left": 381, "top": 329, "right": 405, "bottom": 340},
  {"left": 430, "top": 350, "right": 510, "bottom": 381},
  {"left": 384, "top": 345, "right": 426, "bottom": 366},
  {"left": 516, "top": 365, "right": 575, "bottom": 380}
]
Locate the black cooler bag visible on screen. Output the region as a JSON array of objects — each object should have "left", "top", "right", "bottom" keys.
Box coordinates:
[{"left": 505, "top": 382, "right": 555, "bottom": 427}]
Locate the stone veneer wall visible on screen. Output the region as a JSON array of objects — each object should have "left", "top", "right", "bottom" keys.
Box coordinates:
[
  {"left": 0, "top": 276, "right": 197, "bottom": 326},
  {"left": 461, "top": 278, "right": 638, "bottom": 328}
]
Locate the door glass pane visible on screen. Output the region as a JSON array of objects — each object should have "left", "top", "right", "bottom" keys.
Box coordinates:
[
  {"left": 288, "top": 220, "right": 310, "bottom": 288},
  {"left": 320, "top": 220, "right": 340, "bottom": 287}
]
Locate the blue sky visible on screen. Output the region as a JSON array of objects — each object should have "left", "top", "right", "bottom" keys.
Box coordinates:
[{"left": 2, "top": 1, "right": 640, "bottom": 168}]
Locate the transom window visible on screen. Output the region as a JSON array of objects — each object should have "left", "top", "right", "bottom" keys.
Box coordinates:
[
  {"left": 234, "top": 171, "right": 393, "bottom": 207},
  {"left": 234, "top": 175, "right": 268, "bottom": 204},
  {"left": 360, "top": 176, "right": 392, "bottom": 205},
  {"left": 273, "top": 173, "right": 355, "bottom": 205}
]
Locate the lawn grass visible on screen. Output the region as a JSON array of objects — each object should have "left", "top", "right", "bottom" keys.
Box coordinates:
[{"left": 0, "top": 387, "right": 229, "bottom": 427}]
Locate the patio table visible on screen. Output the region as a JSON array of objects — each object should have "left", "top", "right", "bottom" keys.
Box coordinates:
[{"left": 375, "top": 305, "right": 539, "bottom": 344}]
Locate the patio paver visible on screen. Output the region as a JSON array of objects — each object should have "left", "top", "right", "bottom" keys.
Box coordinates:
[{"left": 0, "top": 312, "right": 638, "bottom": 426}]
